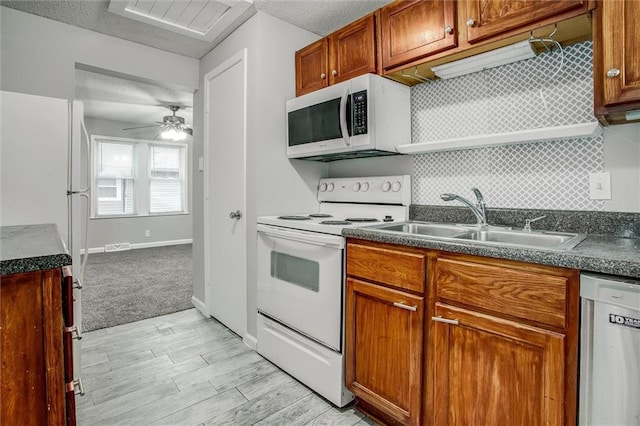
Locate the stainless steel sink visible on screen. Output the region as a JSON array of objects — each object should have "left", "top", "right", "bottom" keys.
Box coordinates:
[
  {"left": 375, "top": 222, "right": 471, "bottom": 238},
  {"left": 454, "top": 229, "right": 586, "bottom": 251},
  {"left": 365, "top": 221, "right": 586, "bottom": 251}
]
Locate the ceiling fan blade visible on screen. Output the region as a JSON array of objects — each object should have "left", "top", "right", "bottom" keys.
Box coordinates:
[{"left": 123, "top": 124, "right": 163, "bottom": 130}]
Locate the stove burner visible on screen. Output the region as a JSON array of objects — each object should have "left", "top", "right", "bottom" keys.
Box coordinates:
[
  {"left": 278, "top": 215, "right": 312, "bottom": 220},
  {"left": 320, "top": 220, "right": 351, "bottom": 225},
  {"left": 309, "top": 214, "right": 333, "bottom": 218},
  {"left": 345, "top": 217, "right": 379, "bottom": 223}
]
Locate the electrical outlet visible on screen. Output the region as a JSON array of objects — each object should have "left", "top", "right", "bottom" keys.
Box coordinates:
[
  {"left": 589, "top": 172, "right": 611, "bottom": 200},
  {"left": 145, "top": 230, "right": 151, "bottom": 238}
]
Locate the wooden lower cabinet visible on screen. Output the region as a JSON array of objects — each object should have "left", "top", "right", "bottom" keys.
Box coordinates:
[
  {"left": 431, "top": 303, "right": 566, "bottom": 425},
  {"left": 345, "top": 239, "right": 579, "bottom": 426},
  {"left": 345, "top": 277, "right": 424, "bottom": 426},
  {"left": 1, "top": 268, "right": 75, "bottom": 425}
]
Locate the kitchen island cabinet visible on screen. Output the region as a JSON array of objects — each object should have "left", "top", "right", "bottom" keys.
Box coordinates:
[
  {"left": 1, "top": 224, "right": 76, "bottom": 426},
  {"left": 593, "top": 0, "right": 640, "bottom": 125}
]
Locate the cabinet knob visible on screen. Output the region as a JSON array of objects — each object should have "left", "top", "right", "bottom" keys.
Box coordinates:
[
  {"left": 320, "top": 73, "right": 326, "bottom": 79},
  {"left": 607, "top": 68, "right": 621, "bottom": 78},
  {"left": 466, "top": 18, "right": 476, "bottom": 27},
  {"left": 444, "top": 25, "right": 453, "bottom": 35},
  {"left": 332, "top": 69, "right": 337, "bottom": 76}
]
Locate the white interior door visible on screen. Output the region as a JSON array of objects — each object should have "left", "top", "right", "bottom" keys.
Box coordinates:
[{"left": 203, "top": 49, "right": 247, "bottom": 337}]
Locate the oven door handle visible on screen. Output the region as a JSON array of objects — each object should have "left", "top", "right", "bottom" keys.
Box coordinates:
[{"left": 257, "top": 224, "right": 345, "bottom": 249}]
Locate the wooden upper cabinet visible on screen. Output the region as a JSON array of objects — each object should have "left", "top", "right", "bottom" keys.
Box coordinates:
[
  {"left": 464, "top": 0, "right": 587, "bottom": 43},
  {"left": 593, "top": 0, "right": 640, "bottom": 124},
  {"left": 295, "top": 38, "right": 329, "bottom": 97},
  {"left": 380, "top": 0, "right": 457, "bottom": 71},
  {"left": 329, "top": 14, "right": 377, "bottom": 85},
  {"left": 431, "top": 303, "right": 566, "bottom": 425},
  {"left": 295, "top": 14, "right": 377, "bottom": 96}
]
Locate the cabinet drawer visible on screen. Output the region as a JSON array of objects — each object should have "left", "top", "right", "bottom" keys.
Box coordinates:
[
  {"left": 435, "top": 257, "right": 568, "bottom": 328},
  {"left": 347, "top": 242, "right": 426, "bottom": 293}
]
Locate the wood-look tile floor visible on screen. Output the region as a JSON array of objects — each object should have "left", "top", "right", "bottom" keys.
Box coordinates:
[{"left": 77, "top": 308, "right": 377, "bottom": 425}]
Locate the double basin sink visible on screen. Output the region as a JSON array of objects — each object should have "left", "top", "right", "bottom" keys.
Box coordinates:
[{"left": 365, "top": 221, "right": 586, "bottom": 251}]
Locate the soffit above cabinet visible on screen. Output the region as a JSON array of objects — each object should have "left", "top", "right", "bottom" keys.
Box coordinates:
[{"left": 108, "top": 0, "right": 253, "bottom": 42}]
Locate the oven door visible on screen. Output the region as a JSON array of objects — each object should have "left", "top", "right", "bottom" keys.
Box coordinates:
[{"left": 257, "top": 224, "right": 344, "bottom": 351}]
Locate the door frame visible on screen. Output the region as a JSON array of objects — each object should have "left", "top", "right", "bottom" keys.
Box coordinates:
[{"left": 202, "top": 48, "right": 248, "bottom": 337}]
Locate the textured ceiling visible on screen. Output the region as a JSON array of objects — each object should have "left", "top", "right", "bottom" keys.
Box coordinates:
[
  {"left": 2, "top": 0, "right": 391, "bottom": 127},
  {"left": 1, "top": 0, "right": 393, "bottom": 59},
  {"left": 76, "top": 68, "right": 193, "bottom": 127}
]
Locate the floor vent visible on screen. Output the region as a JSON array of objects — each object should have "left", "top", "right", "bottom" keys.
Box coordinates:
[{"left": 105, "top": 243, "right": 131, "bottom": 252}]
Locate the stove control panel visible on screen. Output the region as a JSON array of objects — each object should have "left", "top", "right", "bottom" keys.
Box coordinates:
[{"left": 317, "top": 175, "right": 411, "bottom": 205}]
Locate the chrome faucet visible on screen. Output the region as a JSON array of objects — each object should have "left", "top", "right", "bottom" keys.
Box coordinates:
[{"left": 441, "top": 188, "right": 488, "bottom": 227}]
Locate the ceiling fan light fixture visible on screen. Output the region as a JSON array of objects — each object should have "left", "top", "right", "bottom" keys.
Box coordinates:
[{"left": 161, "top": 126, "right": 187, "bottom": 141}]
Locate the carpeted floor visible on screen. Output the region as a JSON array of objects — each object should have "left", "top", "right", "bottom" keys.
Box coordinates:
[{"left": 82, "top": 244, "right": 193, "bottom": 332}]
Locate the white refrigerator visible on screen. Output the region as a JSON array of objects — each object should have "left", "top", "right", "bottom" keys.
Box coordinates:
[{"left": 1, "top": 90, "right": 89, "bottom": 387}]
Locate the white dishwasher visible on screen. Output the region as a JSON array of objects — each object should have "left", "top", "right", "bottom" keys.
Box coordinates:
[{"left": 580, "top": 273, "right": 640, "bottom": 426}]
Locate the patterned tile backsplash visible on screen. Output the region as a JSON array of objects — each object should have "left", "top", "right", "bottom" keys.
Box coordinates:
[{"left": 411, "top": 41, "right": 604, "bottom": 210}]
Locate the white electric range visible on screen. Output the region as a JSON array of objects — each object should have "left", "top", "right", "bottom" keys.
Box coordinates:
[{"left": 256, "top": 175, "right": 411, "bottom": 407}]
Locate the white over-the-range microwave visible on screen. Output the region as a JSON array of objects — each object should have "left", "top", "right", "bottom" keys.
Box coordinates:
[{"left": 286, "top": 73, "right": 410, "bottom": 162}]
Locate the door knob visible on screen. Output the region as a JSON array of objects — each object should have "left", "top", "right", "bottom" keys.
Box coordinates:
[{"left": 229, "top": 210, "right": 242, "bottom": 220}]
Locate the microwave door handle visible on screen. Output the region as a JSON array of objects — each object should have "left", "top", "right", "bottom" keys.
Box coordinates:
[{"left": 339, "top": 87, "right": 350, "bottom": 146}]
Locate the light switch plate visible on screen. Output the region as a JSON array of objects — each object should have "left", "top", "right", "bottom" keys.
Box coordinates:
[
  {"left": 589, "top": 172, "right": 611, "bottom": 200},
  {"left": 198, "top": 156, "right": 204, "bottom": 172}
]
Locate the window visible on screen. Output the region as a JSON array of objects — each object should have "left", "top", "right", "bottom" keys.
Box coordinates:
[
  {"left": 149, "top": 145, "right": 185, "bottom": 213},
  {"left": 92, "top": 136, "right": 188, "bottom": 218},
  {"left": 95, "top": 142, "right": 135, "bottom": 216}
]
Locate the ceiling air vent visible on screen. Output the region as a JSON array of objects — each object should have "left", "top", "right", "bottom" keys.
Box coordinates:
[{"left": 108, "top": 0, "right": 253, "bottom": 42}]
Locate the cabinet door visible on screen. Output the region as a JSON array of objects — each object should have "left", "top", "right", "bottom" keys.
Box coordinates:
[
  {"left": 295, "top": 38, "right": 329, "bottom": 97},
  {"left": 431, "top": 303, "right": 565, "bottom": 426},
  {"left": 1, "top": 270, "right": 66, "bottom": 426},
  {"left": 380, "top": 0, "right": 457, "bottom": 71},
  {"left": 345, "top": 278, "right": 424, "bottom": 426},
  {"left": 464, "top": 0, "right": 586, "bottom": 43},
  {"left": 328, "top": 14, "right": 377, "bottom": 85},
  {"left": 594, "top": 0, "right": 640, "bottom": 113}
]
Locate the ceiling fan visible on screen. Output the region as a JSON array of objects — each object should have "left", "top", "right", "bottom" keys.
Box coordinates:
[{"left": 124, "top": 105, "right": 192, "bottom": 141}]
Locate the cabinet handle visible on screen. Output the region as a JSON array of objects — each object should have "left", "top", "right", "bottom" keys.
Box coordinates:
[
  {"left": 466, "top": 18, "right": 476, "bottom": 27},
  {"left": 607, "top": 68, "right": 620, "bottom": 78},
  {"left": 73, "top": 378, "right": 85, "bottom": 396},
  {"left": 73, "top": 278, "right": 83, "bottom": 290},
  {"left": 432, "top": 316, "right": 459, "bottom": 325},
  {"left": 320, "top": 73, "right": 326, "bottom": 79},
  {"left": 444, "top": 25, "right": 453, "bottom": 35},
  {"left": 332, "top": 69, "right": 337, "bottom": 76},
  {"left": 393, "top": 302, "right": 417, "bottom": 312},
  {"left": 65, "top": 325, "right": 83, "bottom": 340}
]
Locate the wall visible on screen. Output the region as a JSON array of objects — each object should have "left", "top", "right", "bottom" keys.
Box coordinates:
[
  {"left": 1, "top": 6, "right": 199, "bottom": 250},
  {"left": 194, "top": 12, "right": 326, "bottom": 337},
  {"left": 329, "top": 42, "right": 640, "bottom": 213},
  {"left": 83, "top": 117, "right": 193, "bottom": 250},
  {"left": 0, "top": 7, "right": 198, "bottom": 100}
]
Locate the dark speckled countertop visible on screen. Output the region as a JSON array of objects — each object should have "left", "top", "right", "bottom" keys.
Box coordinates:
[
  {"left": 1, "top": 224, "right": 72, "bottom": 276},
  {"left": 343, "top": 206, "right": 640, "bottom": 280}
]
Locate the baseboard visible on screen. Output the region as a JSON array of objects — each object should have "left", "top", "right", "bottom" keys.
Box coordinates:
[
  {"left": 243, "top": 333, "right": 257, "bottom": 350},
  {"left": 191, "top": 296, "right": 207, "bottom": 316},
  {"left": 83, "top": 239, "right": 193, "bottom": 254}
]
